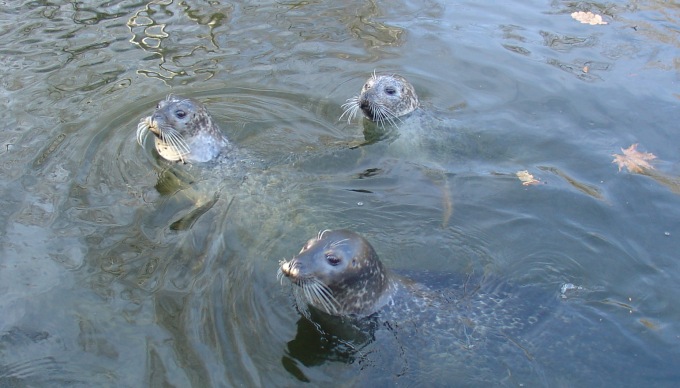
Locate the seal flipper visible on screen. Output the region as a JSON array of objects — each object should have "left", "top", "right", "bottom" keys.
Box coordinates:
[{"left": 169, "top": 192, "right": 222, "bottom": 231}]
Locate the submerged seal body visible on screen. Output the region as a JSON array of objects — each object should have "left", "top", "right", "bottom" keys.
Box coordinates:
[
  {"left": 136, "top": 94, "right": 231, "bottom": 163},
  {"left": 341, "top": 73, "right": 419, "bottom": 126},
  {"left": 278, "top": 229, "right": 399, "bottom": 317}
]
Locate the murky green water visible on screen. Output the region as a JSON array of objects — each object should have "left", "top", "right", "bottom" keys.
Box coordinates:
[{"left": 1, "top": 0, "right": 679, "bottom": 386}]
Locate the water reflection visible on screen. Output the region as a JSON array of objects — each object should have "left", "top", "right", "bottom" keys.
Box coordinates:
[
  {"left": 283, "top": 310, "right": 377, "bottom": 382},
  {"left": 128, "top": 0, "right": 233, "bottom": 82}
]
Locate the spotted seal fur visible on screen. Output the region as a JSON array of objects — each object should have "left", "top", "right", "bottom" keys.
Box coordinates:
[
  {"left": 278, "top": 229, "right": 400, "bottom": 317},
  {"left": 340, "top": 73, "right": 419, "bottom": 126},
  {"left": 136, "top": 94, "right": 232, "bottom": 163}
]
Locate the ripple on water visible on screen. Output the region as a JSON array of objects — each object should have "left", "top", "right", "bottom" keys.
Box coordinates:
[{"left": 1, "top": 0, "right": 680, "bottom": 386}]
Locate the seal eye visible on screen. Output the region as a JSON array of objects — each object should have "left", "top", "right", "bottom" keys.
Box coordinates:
[
  {"left": 175, "top": 110, "right": 186, "bottom": 119},
  {"left": 385, "top": 87, "right": 396, "bottom": 95},
  {"left": 326, "top": 253, "right": 341, "bottom": 266}
]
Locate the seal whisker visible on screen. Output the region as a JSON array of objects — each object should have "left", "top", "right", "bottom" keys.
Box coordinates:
[
  {"left": 308, "top": 278, "right": 340, "bottom": 315},
  {"left": 164, "top": 127, "right": 191, "bottom": 155},
  {"left": 307, "top": 283, "right": 331, "bottom": 313},
  {"left": 376, "top": 104, "right": 391, "bottom": 124},
  {"left": 309, "top": 281, "right": 333, "bottom": 312},
  {"left": 136, "top": 118, "right": 152, "bottom": 146},
  {"left": 377, "top": 103, "right": 402, "bottom": 127},
  {"left": 373, "top": 102, "right": 391, "bottom": 127},
  {"left": 318, "top": 229, "right": 332, "bottom": 240},
  {"left": 383, "top": 109, "right": 401, "bottom": 127},
  {"left": 330, "top": 238, "right": 350, "bottom": 248},
  {"left": 162, "top": 133, "right": 187, "bottom": 163},
  {"left": 276, "top": 266, "right": 285, "bottom": 284},
  {"left": 340, "top": 97, "right": 361, "bottom": 124},
  {"left": 292, "top": 288, "right": 312, "bottom": 319},
  {"left": 370, "top": 101, "right": 383, "bottom": 123},
  {"left": 317, "top": 281, "right": 341, "bottom": 314},
  {"left": 299, "top": 277, "right": 331, "bottom": 314},
  {"left": 301, "top": 279, "right": 316, "bottom": 309},
  {"left": 158, "top": 125, "right": 191, "bottom": 162}
]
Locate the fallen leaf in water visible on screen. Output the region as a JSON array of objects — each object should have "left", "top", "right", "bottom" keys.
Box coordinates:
[
  {"left": 516, "top": 170, "right": 540, "bottom": 186},
  {"left": 639, "top": 318, "right": 660, "bottom": 331},
  {"left": 612, "top": 143, "right": 656, "bottom": 173},
  {"left": 571, "top": 11, "right": 608, "bottom": 25}
]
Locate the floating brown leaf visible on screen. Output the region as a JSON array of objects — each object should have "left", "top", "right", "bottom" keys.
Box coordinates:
[
  {"left": 612, "top": 143, "right": 656, "bottom": 173},
  {"left": 639, "top": 318, "right": 660, "bottom": 331},
  {"left": 516, "top": 170, "right": 540, "bottom": 186},
  {"left": 571, "top": 11, "right": 608, "bottom": 25}
]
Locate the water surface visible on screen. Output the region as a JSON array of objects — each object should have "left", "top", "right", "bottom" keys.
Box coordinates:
[{"left": 1, "top": 0, "right": 679, "bottom": 386}]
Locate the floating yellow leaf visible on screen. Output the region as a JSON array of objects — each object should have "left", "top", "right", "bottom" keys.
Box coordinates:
[
  {"left": 612, "top": 143, "right": 656, "bottom": 173},
  {"left": 571, "top": 11, "right": 608, "bottom": 25},
  {"left": 516, "top": 170, "right": 540, "bottom": 186}
]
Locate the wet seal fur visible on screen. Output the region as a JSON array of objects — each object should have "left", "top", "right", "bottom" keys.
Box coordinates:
[
  {"left": 341, "top": 73, "right": 419, "bottom": 126},
  {"left": 136, "top": 94, "right": 231, "bottom": 163},
  {"left": 278, "top": 229, "right": 400, "bottom": 317},
  {"left": 278, "top": 230, "right": 558, "bottom": 385}
]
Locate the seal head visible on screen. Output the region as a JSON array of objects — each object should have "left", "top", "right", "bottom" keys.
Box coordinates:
[
  {"left": 136, "top": 95, "right": 230, "bottom": 163},
  {"left": 278, "top": 229, "right": 396, "bottom": 317},
  {"left": 341, "top": 73, "right": 419, "bottom": 126}
]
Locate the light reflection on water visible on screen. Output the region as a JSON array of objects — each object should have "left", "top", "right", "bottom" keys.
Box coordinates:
[{"left": 1, "top": 0, "right": 679, "bottom": 386}]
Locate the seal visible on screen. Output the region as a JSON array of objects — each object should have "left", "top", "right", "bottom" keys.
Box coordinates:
[
  {"left": 340, "top": 73, "right": 419, "bottom": 126},
  {"left": 278, "top": 229, "right": 399, "bottom": 317},
  {"left": 136, "top": 94, "right": 231, "bottom": 163},
  {"left": 277, "top": 229, "right": 556, "bottom": 385}
]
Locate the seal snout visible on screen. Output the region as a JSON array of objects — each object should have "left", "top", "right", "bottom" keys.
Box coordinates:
[
  {"left": 147, "top": 117, "right": 162, "bottom": 137},
  {"left": 359, "top": 98, "right": 375, "bottom": 120},
  {"left": 279, "top": 259, "right": 300, "bottom": 278}
]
